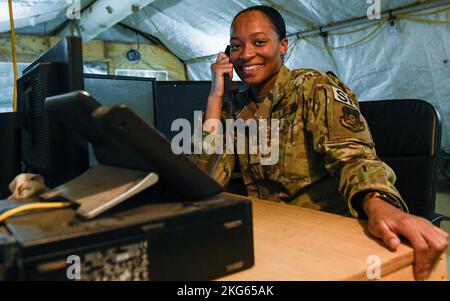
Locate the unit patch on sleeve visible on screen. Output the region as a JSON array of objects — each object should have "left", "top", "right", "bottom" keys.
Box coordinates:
[{"left": 339, "top": 106, "right": 366, "bottom": 132}]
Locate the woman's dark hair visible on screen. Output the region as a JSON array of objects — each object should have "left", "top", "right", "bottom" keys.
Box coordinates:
[{"left": 232, "top": 5, "right": 286, "bottom": 40}]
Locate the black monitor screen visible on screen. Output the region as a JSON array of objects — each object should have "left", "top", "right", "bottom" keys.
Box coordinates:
[
  {"left": 154, "top": 81, "right": 211, "bottom": 140},
  {"left": 84, "top": 74, "right": 155, "bottom": 126},
  {"left": 154, "top": 81, "right": 247, "bottom": 140},
  {"left": 84, "top": 74, "right": 155, "bottom": 166}
]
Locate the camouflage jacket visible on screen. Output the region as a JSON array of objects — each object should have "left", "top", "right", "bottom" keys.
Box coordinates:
[{"left": 194, "top": 65, "right": 408, "bottom": 218}]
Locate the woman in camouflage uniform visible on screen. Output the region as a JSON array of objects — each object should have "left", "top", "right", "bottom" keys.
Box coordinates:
[{"left": 201, "top": 5, "right": 447, "bottom": 280}]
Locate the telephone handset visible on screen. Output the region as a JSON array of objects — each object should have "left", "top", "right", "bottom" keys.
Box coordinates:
[
  {"left": 224, "top": 45, "right": 231, "bottom": 57},
  {"left": 223, "top": 45, "right": 239, "bottom": 117},
  {"left": 224, "top": 45, "right": 239, "bottom": 95}
]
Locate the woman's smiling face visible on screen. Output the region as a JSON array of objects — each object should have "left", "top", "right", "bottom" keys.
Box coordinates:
[{"left": 229, "top": 10, "right": 288, "bottom": 93}]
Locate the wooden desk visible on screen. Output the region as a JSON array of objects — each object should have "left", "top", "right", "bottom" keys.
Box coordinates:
[{"left": 219, "top": 194, "right": 448, "bottom": 281}]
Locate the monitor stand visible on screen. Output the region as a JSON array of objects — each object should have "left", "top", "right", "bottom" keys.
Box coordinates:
[{"left": 42, "top": 165, "right": 158, "bottom": 219}]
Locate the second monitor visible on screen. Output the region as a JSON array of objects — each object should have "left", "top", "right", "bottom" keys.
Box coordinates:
[
  {"left": 84, "top": 74, "right": 155, "bottom": 126},
  {"left": 84, "top": 74, "right": 155, "bottom": 165}
]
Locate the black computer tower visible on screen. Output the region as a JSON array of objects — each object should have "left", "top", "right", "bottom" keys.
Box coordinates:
[{"left": 0, "top": 193, "right": 253, "bottom": 280}]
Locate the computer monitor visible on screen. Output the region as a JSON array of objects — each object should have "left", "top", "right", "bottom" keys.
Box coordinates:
[
  {"left": 154, "top": 81, "right": 246, "bottom": 140},
  {"left": 154, "top": 81, "right": 212, "bottom": 140},
  {"left": 16, "top": 36, "right": 88, "bottom": 187},
  {"left": 84, "top": 74, "right": 155, "bottom": 126},
  {"left": 84, "top": 74, "right": 155, "bottom": 166}
]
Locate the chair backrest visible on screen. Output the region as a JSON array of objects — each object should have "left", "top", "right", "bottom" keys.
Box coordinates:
[{"left": 359, "top": 99, "right": 442, "bottom": 219}]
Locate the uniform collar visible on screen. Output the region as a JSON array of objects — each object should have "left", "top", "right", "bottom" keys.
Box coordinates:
[{"left": 244, "top": 65, "right": 291, "bottom": 110}]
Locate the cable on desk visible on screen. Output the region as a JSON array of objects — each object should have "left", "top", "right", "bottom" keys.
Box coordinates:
[{"left": 0, "top": 202, "right": 73, "bottom": 223}]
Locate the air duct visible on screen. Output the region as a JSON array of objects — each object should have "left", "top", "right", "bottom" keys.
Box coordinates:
[{"left": 71, "top": 0, "right": 156, "bottom": 41}]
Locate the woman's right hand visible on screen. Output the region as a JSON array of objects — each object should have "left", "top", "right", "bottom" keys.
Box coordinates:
[
  {"left": 209, "top": 51, "right": 234, "bottom": 98},
  {"left": 204, "top": 52, "right": 234, "bottom": 132}
]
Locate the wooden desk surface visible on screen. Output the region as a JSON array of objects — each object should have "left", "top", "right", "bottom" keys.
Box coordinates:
[{"left": 220, "top": 194, "right": 448, "bottom": 281}]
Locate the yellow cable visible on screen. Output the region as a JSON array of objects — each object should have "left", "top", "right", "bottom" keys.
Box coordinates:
[
  {"left": 300, "top": 10, "right": 450, "bottom": 52},
  {"left": 329, "top": 19, "right": 386, "bottom": 36},
  {"left": 8, "top": 0, "right": 18, "bottom": 112},
  {"left": 398, "top": 15, "right": 450, "bottom": 24},
  {"left": 0, "top": 202, "right": 73, "bottom": 223},
  {"left": 403, "top": 5, "right": 450, "bottom": 17},
  {"left": 301, "top": 21, "right": 385, "bottom": 51}
]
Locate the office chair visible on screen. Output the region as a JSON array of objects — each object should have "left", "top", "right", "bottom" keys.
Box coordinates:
[
  {"left": 360, "top": 99, "right": 449, "bottom": 226},
  {"left": 440, "top": 150, "right": 450, "bottom": 182}
]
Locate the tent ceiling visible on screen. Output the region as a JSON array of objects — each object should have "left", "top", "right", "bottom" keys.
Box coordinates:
[
  {"left": 120, "top": 0, "right": 422, "bottom": 60},
  {"left": 0, "top": 0, "right": 95, "bottom": 33},
  {"left": 1, "top": 0, "right": 423, "bottom": 58}
]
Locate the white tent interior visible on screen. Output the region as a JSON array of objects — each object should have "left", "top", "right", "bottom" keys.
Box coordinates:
[{"left": 1, "top": 0, "right": 449, "bottom": 150}]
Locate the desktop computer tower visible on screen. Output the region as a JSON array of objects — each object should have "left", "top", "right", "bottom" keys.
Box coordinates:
[{"left": 0, "top": 192, "right": 254, "bottom": 280}]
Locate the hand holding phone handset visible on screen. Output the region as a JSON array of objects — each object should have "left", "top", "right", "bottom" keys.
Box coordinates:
[
  {"left": 204, "top": 47, "right": 239, "bottom": 176},
  {"left": 222, "top": 46, "right": 239, "bottom": 118},
  {"left": 209, "top": 46, "right": 237, "bottom": 99},
  {"left": 205, "top": 46, "right": 239, "bottom": 133},
  {"left": 223, "top": 46, "right": 239, "bottom": 97}
]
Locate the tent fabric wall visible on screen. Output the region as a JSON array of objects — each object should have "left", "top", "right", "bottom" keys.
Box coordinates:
[{"left": 327, "top": 17, "right": 450, "bottom": 151}]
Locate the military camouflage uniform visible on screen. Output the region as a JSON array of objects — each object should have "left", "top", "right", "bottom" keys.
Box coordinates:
[{"left": 193, "top": 65, "right": 408, "bottom": 218}]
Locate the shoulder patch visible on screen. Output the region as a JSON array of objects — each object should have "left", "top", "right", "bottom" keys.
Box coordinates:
[
  {"left": 331, "top": 86, "right": 358, "bottom": 110},
  {"left": 339, "top": 106, "right": 365, "bottom": 132}
]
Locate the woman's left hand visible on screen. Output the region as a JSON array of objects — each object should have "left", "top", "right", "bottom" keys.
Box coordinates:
[{"left": 364, "top": 197, "right": 449, "bottom": 280}]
